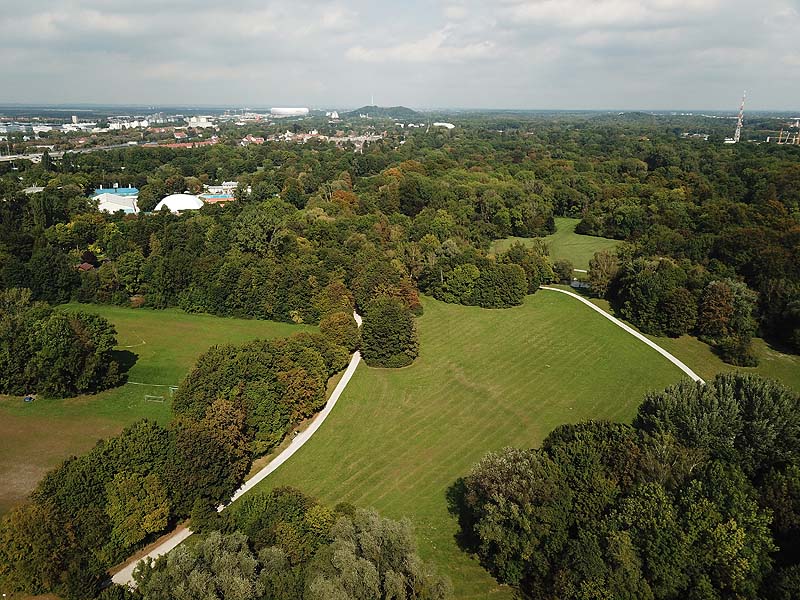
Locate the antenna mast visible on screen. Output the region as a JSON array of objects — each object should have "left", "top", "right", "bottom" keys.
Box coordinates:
[{"left": 734, "top": 90, "right": 746, "bottom": 143}]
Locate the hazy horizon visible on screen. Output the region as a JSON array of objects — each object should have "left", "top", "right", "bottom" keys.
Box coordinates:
[
  {"left": 2, "top": 0, "right": 799, "bottom": 111},
  {"left": 2, "top": 103, "right": 798, "bottom": 116}
]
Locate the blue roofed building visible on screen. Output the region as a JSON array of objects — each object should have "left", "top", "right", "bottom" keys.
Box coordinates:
[
  {"left": 93, "top": 186, "right": 139, "bottom": 197},
  {"left": 91, "top": 186, "right": 140, "bottom": 214}
]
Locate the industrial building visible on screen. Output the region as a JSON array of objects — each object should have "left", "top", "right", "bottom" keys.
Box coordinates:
[{"left": 92, "top": 186, "right": 140, "bottom": 214}]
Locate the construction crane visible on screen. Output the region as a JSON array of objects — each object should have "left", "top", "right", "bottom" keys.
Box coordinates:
[{"left": 724, "top": 90, "right": 746, "bottom": 144}]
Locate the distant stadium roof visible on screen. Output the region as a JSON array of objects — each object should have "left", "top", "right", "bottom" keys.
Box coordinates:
[
  {"left": 154, "top": 193, "right": 204, "bottom": 212},
  {"left": 270, "top": 107, "right": 310, "bottom": 116},
  {"left": 93, "top": 186, "right": 139, "bottom": 197}
]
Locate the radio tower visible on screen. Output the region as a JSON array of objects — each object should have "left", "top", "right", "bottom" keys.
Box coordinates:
[{"left": 733, "top": 90, "right": 746, "bottom": 143}]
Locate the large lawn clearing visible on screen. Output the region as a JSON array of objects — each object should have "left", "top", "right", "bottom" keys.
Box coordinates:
[
  {"left": 242, "top": 293, "right": 684, "bottom": 599},
  {"left": 493, "top": 217, "right": 621, "bottom": 270},
  {"left": 0, "top": 305, "right": 310, "bottom": 514}
]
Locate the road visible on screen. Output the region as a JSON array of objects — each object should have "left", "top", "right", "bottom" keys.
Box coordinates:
[
  {"left": 111, "top": 312, "right": 363, "bottom": 587},
  {"left": 0, "top": 142, "right": 143, "bottom": 163}
]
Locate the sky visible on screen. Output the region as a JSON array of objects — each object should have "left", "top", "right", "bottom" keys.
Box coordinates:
[{"left": 1, "top": 0, "right": 798, "bottom": 110}]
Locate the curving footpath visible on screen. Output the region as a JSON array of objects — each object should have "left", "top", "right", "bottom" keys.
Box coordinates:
[
  {"left": 111, "top": 312, "right": 363, "bottom": 587},
  {"left": 540, "top": 286, "right": 703, "bottom": 383}
]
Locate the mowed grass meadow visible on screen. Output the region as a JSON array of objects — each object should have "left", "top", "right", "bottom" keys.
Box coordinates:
[
  {"left": 244, "top": 292, "right": 685, "bottom": 599},
  {"left": 492, "top": 217, "right": 621, "bottom": 269},
  {"left": 578, "top": 295, "right": 800, "bottom": 392},
  {"left": 0, "top": 305, "right": 310, "bottom": 514}
]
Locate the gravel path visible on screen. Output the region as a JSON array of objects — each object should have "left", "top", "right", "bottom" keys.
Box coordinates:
[
  {"left": 111, "top": 312, "right": 363, "bottom": 586},
  {"left": 540, "top": 286, "right": 703, "bottom": 383}
]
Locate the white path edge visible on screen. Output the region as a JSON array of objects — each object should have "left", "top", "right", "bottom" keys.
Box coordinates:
[
  {"left": 541, "top": 286, "right": 704, "bottom": 383},
  {"left": 111, "top": 312, "right": 363, "bottom": 587}
]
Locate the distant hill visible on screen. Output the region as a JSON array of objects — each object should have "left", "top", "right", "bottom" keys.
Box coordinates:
[{"left": 342, "top": 105, "right": 421, "bottom": 120}]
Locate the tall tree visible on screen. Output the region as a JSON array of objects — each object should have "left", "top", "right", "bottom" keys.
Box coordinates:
[{"left": 361, "top": 297, "right": 419, "bottom": 368}]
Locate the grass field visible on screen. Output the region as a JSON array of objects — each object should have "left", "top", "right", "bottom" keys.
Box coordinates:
[
  {"left": 578, "top": 294, "right": 800, "bottom": 392},
  {"left": 654, "top": 335, "right": 800, "bottom": 391},
  {"left": 492, "top": 217, "right": 621, "bottom": 270},
  {"left": 0, "top": 305, "right": 309, "bottom": 514},
  {"left": 241, "top": 293, "right": 685, "bottom": 598}
]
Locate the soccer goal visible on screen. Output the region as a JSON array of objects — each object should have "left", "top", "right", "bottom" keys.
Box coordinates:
[
  {"left": 144, "top": 394, "right": 165, "bottom": 403},
  {"left": 169, "top": 386, "right": 179, "bottom": 396}
]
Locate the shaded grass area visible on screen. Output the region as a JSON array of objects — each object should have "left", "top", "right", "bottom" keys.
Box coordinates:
[
  {"left": 492, "top": 217, "right": 621, "bottom": 270},
  {"left": 0, "top": 305, "right": 310, "bottom": 514},
  {"left": 241, "top": 293, "right": 684, "bottom": 599}
]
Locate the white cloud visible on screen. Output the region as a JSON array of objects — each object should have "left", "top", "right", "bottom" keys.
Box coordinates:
[
  {"left": 346, "top": 26, "right": 495, "bottom": 63},
  {"left": 500, "top": 0, "right": 720, "bottom": 28},
  {"left": 0, "top": 0, "right": 798, "bottom": 109},
  {"left": 444, "top": 5, "right": 469, "bottom": 19}
]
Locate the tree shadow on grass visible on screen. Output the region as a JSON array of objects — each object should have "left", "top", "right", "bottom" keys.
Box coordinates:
[
  {"left": 445, "top": 477, "right": 478, "bottom": 553},
  {"left": 111, "top": 349, "right": 138, "bottom": 379}
]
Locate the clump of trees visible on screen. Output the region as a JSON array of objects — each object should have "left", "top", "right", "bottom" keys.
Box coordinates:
[
  {"left": 173, "top": 332, "right": 349, "bottom": 455},
  {"left": 132, "top": 487, "right": 452, "bottom": 600},
  {"left": 588, "top": 252, "right": 760, "bottom": 365},
  {"left": 0, "top": 419, "right": 176, "bottom": 597},
  {"left": 422, "top": 249, "right": 529, "bottom": 309},
  {"left": 0, "top": 288, "right": 121, "bottom": 397},
  {"left": 499, "top": 242, "right": 555, "bottom": 294},
  {"left": 361, "top": 297, "right": 419, "bottom": 368},
  {"left": 453, "top": 373, "right": 800, "bottom": 600}
]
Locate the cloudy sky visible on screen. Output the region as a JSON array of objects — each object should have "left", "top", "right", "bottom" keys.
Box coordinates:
[{"left": 1, "top": 0, "right": 798, "bottom": 110}]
